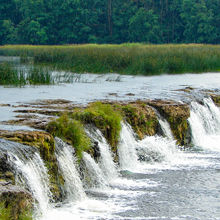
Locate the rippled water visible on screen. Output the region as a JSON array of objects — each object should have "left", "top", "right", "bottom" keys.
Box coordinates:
[{"left": 1, "top": 59, "right": 220, "bottom": 219}]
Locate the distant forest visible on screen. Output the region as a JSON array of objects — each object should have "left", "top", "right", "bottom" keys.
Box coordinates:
[{"left": 0, "top": 0, "right": 219, "bottom": 45}]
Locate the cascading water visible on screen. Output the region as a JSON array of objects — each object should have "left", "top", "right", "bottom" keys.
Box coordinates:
[
  {"left": 82, "top": 152, "right": 108, "bottom": 188},
  {"left": 188, "top": 98, "right": 220, "bottom": 151},
  {"left": 86, "top": 127, "right": 118, "bottom": 181},
  {"left": 118, "top": 122, "right": 192, "bottom": 171},
  {"left": 0, "top": 139, "right": 52, "bottom": 216},
  {"left": 137, "top": 135, "right": 180, "bottom": 164},
  {"left": 158, "top": 116, "right": 174, "bottom": 140},
  {"left": 118, "top": 122, "right": 140, "bottom": 171},
  {"left": 55, "top": 137, "right": 86, "bottom": 201}
]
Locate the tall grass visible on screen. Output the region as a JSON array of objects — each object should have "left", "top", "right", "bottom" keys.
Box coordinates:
[
  {"left": 0, "top": 63, "right": 53, "bottom": 86},
  {"left": 0, "top": 44, "right": 220, "bottom": 75},
  {"left": 27, "top": 66, "right": 53, "bottom": 85},
  {"left": 0, "top": 62, "right": 26, "bottom": 86}
]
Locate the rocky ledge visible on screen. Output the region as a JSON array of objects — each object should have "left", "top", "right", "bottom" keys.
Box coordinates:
[{"left": 0, "top": 183, "right": 33, "bottom": 220}]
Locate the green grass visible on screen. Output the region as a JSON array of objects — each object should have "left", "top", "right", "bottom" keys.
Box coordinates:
[
  {"left": 0, "top": 44, "right": 220, "bottom": 75},
  {"left": 0, "top": 62, "right": 53, "bottom": 86},
  {"left": 47, "top": 102, "right": 122, "bottom": 157},
  {"left": 26, "top": 66, "right": 53, "bottom": 85},
  {"left": 0, "top": 62, "right": 26, "bottom": 86},
  {"left": 73, "top": 102, "right": 122, "bottom": 149},
  {"left": 47, "top": 114, "right": 91, "bottom": 158}
]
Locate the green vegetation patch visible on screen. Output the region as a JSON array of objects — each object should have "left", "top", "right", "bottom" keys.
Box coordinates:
[
  {"left": 73, "top": 102, "right": 122, "bottom": 151},
  {"left": 47, "top": 114, "right": 91, "bottom": 158},
  {"left": 1, "top": 44, "right": 220, "bottom": 75},
  {"left": 0, "top": 62, "right": 26, "bottom": 86},
  {"left": 26, "top": 66, "right": 53, "bottom": 85},
  {"left": 0, "top": 62, "right": 53, "bottom": 86}
]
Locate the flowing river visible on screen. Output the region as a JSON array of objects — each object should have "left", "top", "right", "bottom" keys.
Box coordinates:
[{"left": 1, "top": 64, "right": 220, "bottom": 220}]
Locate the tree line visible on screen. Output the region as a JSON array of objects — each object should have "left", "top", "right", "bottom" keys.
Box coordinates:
[{"left": 0, "top": 0, "right": 219, "bottom": 45}]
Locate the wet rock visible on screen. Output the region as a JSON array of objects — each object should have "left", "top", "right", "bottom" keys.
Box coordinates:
[
  {"left": 210, "top": 94, "right": 220, "bottom": 107},
  {"left": 121, "top": 102, "right": 159, "bottom": 139},
  {"left": 125, "top": 93, "right": 135, "bottom": 96},
  {"left": 0, "top": 130, "right": 55, "bottom": 161},
  {"left": 0, "top": 153, "right": 14, "bottom": 183},
  {"left": 3, "top": 114, "right": 52, "bottom": 130},
  {"left": 176, "top": 86, "right": 195, "bottom": 93},
  {"left": 0, "top": 184, "right": 33, "bottom": 220},
  {"left": 147, "top": 99, "right": 190, "bottom": 146},
  {"left": 0, "top": 132, "right": 64, "bottom": 202},
  {"left": 0, "top": 104, "right": 11, "bottom": 107}
]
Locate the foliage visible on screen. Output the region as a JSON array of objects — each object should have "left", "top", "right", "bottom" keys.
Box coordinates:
[
  {"left": 0, "top": 44, "right": 219, "bottom": 75},
  {"left": 0, "top": 0, "right": 219, "bottom": 45},
  {"left": 26, "top": 66, "right": 53, "bottom": 85},
  {"left": 0, "top": 62, "right": 53, "bottom": 86},
  {"left": 0, "top": 62, "right": 26, "bottom": 86},
  {"left": 47, "top": 114, "right": 91, "bottom": 158},
  {"left": 73, "top": 102, "right": 122, "bottom": 148}
]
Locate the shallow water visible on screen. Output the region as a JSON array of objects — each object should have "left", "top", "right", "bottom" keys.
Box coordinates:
[
  {"left": 1, "top": 64, "right": 220, "bottom": 219},
  {"left": 0, "top": 71, "right": 220, "bottom": 128}
]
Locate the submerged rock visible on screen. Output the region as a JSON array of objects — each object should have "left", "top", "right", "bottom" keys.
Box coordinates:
[{"left": 0, "top": 184, "right": 33, "bottom": 220}]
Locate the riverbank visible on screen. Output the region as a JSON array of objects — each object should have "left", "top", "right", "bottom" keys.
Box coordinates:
[{"left": 0, "top": 44, "right": 220, "bottom": 75}]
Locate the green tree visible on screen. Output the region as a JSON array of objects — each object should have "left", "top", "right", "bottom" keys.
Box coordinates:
[
  {"left": 129, "top": 8, "right": 160, "bottom": 43},
  {"left": 181, "top": 0, "right": 216, "bottom": 43}
]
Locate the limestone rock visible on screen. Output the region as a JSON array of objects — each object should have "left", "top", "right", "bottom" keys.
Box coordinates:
[
  {"left": 0, "top": 184, "right": 33, "bottom": 220},
  {"left": 147, "top": 99, "right": 190, "bottom": 146}
]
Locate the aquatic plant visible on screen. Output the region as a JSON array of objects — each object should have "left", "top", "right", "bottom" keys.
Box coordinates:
[
  {"left": 0, "top": 62, "right": 26, "bottom": 86},
  {"left": 27, "top": 66, "right": 53, "bottom": 85},
  {"left": 0, "top": 44, "right": 220, "bottom": 75},
  {"left": 0, "top": 62, "right": 53, "bottom": 86}
]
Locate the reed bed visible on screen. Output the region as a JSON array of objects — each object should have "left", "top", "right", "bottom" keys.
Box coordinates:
[
  {"left": 0, "top": 63, "right": 53, "bottom": 86},
  {"left": 0, "top": 44, "right": 220, "bottom": 75}
]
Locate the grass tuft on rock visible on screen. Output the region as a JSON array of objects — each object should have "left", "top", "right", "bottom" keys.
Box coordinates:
[
  {"left": 47, "top": 114, "right": 91, "bottom": 158},
  {"left": 73, "top": 102, "right": 122, "bottom": 149}
]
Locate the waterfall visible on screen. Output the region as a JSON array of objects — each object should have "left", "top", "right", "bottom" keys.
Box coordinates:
[
  {"left": 82, "top": 152, "right": 108, "bottom": 188},
  {"left": 158, "top": 116, "right": 174, "bottom": 140},
  {"left": 55, "top": 137, "right": 86, "bottom": 201},
  {"left": 86, "top": 127, "right": 118, "bottom": 181},
  {"left": 0, "top": 139, "right": 52, "bottom": 215},
  {"left": 118, "top": 122, "right": 183, "bottom": 170},
  {"left": 137, "top": 135, "right": 180, "bottom": 164},
  {"left": 188, "top": 98, "right": 220, "bottom": 151},
  {"left": 118, "top": 122, "right": 139, "bottom": 170}
]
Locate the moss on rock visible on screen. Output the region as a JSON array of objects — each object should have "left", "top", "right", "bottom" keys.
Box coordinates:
[
  {"left": 72, "top": 102, "right": 122, "bottom": 153},
  {"left": 0, "top": 184, "right": 33, "bottom": 220},
  {"left": 147, "top": 100, "right": 190, "bottom": 145},
  {"left": 120, "top": 102, "right": 159, "bottom": 139},
  {"left": 47, "top": 114, "right": 91, "bottom": 158},
  {"left": 0, "top": 131, "right": 63, "bottom": 202},
  {"left": 0, "top": 130, "right": 54, "bottom": 161}
]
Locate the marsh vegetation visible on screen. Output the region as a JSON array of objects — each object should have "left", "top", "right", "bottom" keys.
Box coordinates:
[{"left": 0, "top": 44, "right": 220, "bottom": 76}]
